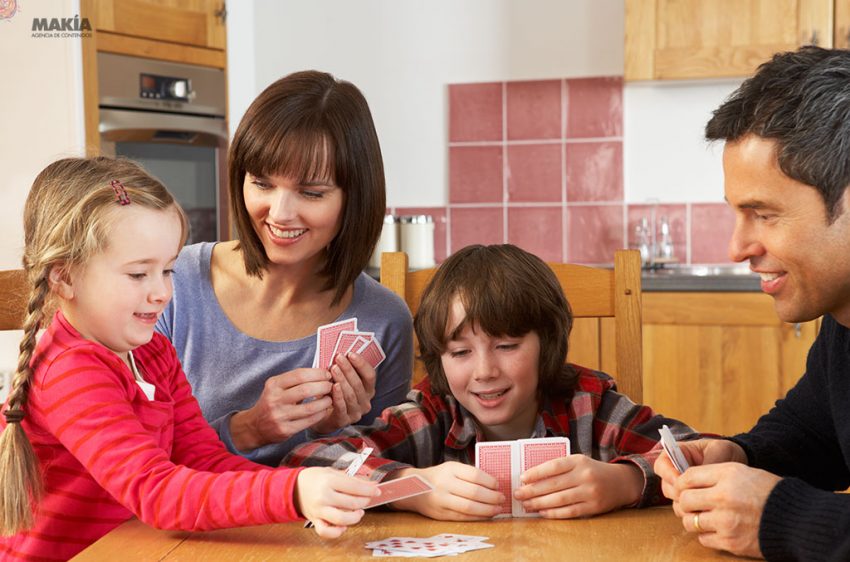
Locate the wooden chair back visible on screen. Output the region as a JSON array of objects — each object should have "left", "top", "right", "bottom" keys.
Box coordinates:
[
  {"left": 380, "top": 250, "right": 643, "bottom": 403},
  {"left": 0, "top": 270, "right": 27, "bottom": 331}
]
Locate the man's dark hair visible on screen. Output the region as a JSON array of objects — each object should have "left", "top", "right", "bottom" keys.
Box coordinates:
[{"left": 706, "top": 46, "right": 850, "bottom": 221}]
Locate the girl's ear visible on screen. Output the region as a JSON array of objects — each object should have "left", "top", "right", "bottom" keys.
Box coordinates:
[{"left": 48, "top": 264, "right": 74, "bottom": 300}]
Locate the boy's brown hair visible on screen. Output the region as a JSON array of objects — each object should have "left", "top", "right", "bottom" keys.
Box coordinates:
[{"left": 414, "top": 244, "right": 578, "bottom": 398}]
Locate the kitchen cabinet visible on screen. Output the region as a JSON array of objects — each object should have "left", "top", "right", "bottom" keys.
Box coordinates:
[
  {"left": 641, "top": 292, "right": 819, "bottom": 435},
  {"left": 79, "top": 0, "right": 228, "bottom": 154},
  {"left": 625, "top": 0, "right": 833, "bottom": 80},
  {"left": 92, "top": 0, "right": 226, "bottom": 50}
]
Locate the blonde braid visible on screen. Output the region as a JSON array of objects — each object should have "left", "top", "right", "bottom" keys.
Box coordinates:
[{"left": 0, "top": 270, "right": 49, "bottom": 534}]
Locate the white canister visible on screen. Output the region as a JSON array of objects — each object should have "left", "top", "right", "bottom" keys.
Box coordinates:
[
  {"left": 368, "top": 214, "right": 400, "bottom": 269},
  {"left": 399, "top": 215, "right": 435, "bottom": 270}
]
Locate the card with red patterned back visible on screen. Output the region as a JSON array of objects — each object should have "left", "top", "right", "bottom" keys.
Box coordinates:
[
  {"left": 365, "top": 475, "right": 433, "bottom": 509},
  {"left": 331, "top": 331, "right": 371, "bottom": 363},
  {"left": 356, "top": 338, "right": 386, "bottom": 368},
  {"left": 315, "top": 318, "right": 357, "bottom": 369},
  {"left": 475, "top": 442, "right": 514, "bottom": 515},
  {"left": 520, "top": 437, "right": 570, "bottom": 473}
]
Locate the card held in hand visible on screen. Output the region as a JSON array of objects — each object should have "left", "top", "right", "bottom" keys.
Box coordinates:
[
  {"left": 659, "top": 424, "right": 690, "bottom": 474},
  {"left": 476, "top": 437, "right": 570, "bottom": 517},
  {"left": 366, "top": 475, "right": 433, "bottom": 509}
]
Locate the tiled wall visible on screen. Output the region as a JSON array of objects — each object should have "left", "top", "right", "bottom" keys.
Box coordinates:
[{"left": 389, "top": 78, "right": 736, "bottom": 265}]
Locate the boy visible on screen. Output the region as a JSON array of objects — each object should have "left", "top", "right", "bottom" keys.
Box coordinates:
[{"left": 286, "top": 244, "right": 696, "bottom": 520}]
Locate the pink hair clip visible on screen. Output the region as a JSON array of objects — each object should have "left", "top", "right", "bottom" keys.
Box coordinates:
[{"left": 110, "top": 180, "right": 131, "bottom": 205}]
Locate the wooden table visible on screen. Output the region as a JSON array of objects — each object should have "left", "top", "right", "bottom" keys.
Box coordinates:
[{"left": 72, "top": 507, "right": 744, "bottom": 561}]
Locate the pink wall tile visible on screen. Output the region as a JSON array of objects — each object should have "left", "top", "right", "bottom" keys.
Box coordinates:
[
  {"left": 449, "top": 146, "right": 503, "bottom": 204},
  {"left": 449, "top": 83, "right": 503, "bottom": 142},
  {"left": 566, "top": 204, "right": 625, "bottom": 264},
  {"left": 507, "top": 207, "right": 563, "bottom": 262},
  {"left": 506, "top": 143, "right": 562, "bottom": 203},
  {"left": 395, "top": 206, "right": 448, "bottom": 264},
  {"left": 627, "top": 204, "right": 687, "bottom": 263},
  {"left": 566, "top": 77, "right": 623, "bottom": 139},
  {"left": 691, "top": 203, "right": 736, "bottom": 264},
  {"left": 450, "top": 207, "right": 504, "bottom": 253},
  {"left": 506, "top": 80, "right": 561, "bottom": 140},
  {"left": 565, "top": 141, "right": 623, "bottom": 202}
]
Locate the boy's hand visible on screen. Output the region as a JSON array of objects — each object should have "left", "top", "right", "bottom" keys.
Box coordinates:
[
  {"left": 388, "top": 463, "right": 504, "bottom": 521},
  {"left": 294, "top": 467, "right": 378, "bottom": 538},
  {"left": 313, "top": 352, "right": 377, "bottom": 434},
  {"left": 514, "top": 455, "right": 643, "bottom": 518}
]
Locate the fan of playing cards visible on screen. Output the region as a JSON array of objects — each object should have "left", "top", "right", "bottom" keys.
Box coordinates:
[
  {"left": 366, "top": 534, "right": 494, "bottom": 558},
  {"left": 313, "top": 318, "right": 386, "bottom": 370}
]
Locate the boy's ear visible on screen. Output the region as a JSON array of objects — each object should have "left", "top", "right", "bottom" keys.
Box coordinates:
[{"left": 48, "top": 264, "right": 74, "bottom": 300}]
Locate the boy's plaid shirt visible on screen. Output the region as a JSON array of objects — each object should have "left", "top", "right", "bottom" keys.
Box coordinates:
[{"left": 285, "top": 365, "right": 697, "bottom": 507}]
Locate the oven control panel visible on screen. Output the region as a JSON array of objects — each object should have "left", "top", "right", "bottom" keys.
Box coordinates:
[{"left": 140, "top": 73, "right": 193, "bottom": 102}]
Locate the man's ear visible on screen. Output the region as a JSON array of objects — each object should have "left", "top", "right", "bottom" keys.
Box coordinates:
[{"left": 48, "top": 265, "right": 74, "bottom": 300}]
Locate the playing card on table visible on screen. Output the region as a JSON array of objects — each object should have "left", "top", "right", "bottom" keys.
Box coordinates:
[
  {"left": 366, "top": 474, "right": 433, "bottom": 509},
  {"left": 366, "top": 534, "right": 494, "bottom": 558},
  {"left": 659, "top": 424, "right": 690, "bottom": 474},
  {"left": 314, "top": 318, "right": 357, "bottom": 369}
]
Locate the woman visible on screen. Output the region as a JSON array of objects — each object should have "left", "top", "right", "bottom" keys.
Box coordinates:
[{"left": 156, "top": 70, "right": 413, "bottom": 466}]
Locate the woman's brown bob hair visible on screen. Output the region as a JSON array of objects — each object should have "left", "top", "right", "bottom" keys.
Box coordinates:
[
  {"left": 228, "top": 70, "right": 386, "bottom": 304},
  {"left": 414, "top": 244, "right": 578, "bottom": 398}
]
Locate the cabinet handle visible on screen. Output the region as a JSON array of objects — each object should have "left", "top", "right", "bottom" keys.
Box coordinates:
[
  {"left": 215, "top": 4, "right": 227, "bottom": 24},
  {"left": 794, "top": 323, "right": 802, "bottom": 338},
  {"left": 806, "top": 30, "right": 819, "bottom": 46}
]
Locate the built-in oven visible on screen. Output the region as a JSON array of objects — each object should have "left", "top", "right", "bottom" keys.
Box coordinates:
[{"left": 97, "top": 53, "right": 229, "bottom": 243}]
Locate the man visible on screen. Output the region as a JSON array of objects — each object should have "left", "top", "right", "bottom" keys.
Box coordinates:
[{"left": 655, "top": 46, "right": 850, "bottom": 561}]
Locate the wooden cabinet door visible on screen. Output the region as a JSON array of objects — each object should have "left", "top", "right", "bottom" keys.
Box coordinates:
[
  {"left": 94, "top": 0, "right": 226, "bottom": 50},
  {"left": 626, "top": 0, "right": 833, "bottom": 80},
  {"left": 835, "top": 0, "right": 850, "bottom": 48},
  {"left": 641, "top": 292, "right": 818, "bottom": 435}
]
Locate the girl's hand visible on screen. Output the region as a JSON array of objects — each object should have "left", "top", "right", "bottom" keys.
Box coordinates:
[
  {"left": 294, "top": 467, "right": 379, "bottom": 539},
  {"left": 514, "top": 455, "right": 643, "bottom": 518},
  {"left": 230, "top": 368, "right": 334, "bottom": 451},
  {"left": 312, "top": 352, "right": 377, "bottom": 434},
  {"left": 388, "top": 463, "right": 504, "bottom": 521}
]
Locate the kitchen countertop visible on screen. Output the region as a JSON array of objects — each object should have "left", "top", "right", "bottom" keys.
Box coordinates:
[
  {"left": 641, "top": 264, "right": 761, "bottom": 292},
  {"left": 368, "top": 264, "right": 762, "bottom": 292}
]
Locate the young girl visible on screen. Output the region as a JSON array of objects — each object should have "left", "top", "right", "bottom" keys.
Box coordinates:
[
  {"left": 0, "top": 157, "right": 377, "bottom": 560},
  {"left": 286, "top": 244, "right": 697, "bottom": 520}
]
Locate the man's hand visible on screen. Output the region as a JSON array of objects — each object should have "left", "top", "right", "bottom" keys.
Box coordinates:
[{"left": 674, "top": 463, "right": 781, "bottom": 558}]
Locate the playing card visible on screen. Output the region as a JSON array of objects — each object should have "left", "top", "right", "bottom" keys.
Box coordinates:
[
  {"left": 477, "top": 438, "right": 570, "bottom": 517},
  {"left": 365, "top": 475, "right": 433, "bottom": 509},
  {"left": 659, "top": 424, "right": 690, "bottom": 474},
  {"left": 475, "top": 441, "right": 515, "bottom": 516},
  {"left": 344, "top": 334, "right": 372, "bottom": 355},
  {"left": 366, "top": 534, "right": 494, "bottom": 558},
  {"left": 331, "top": 330, "right": 373, "bottom": 365},
  {"left": 356, "top": 338, "right": 386, "bottom": 369},
  {"left": 520, "top": 437, "right": 570, "bottom": 473},
  {"left": 516, "top": 437, "right": 570, "bottom": 517},
  {"left": 314, "top": 318, "right": 357, "bottom": 369}
]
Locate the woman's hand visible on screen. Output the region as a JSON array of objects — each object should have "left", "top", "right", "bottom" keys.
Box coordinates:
[
  {"left": 229, "top": 368, "right": 333, "bottom": 451},
  {"left": 388, "top": 463, "right": 504, "bottom": 521},
  {"left": 312, "top": 352, "right": 377, "bottom": 434},
  {"left": 294, "top": 467, "right": 378, "bottom": 539},
  {"left": 513, "top": 455, "right": 643, "bottom": 518}
]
